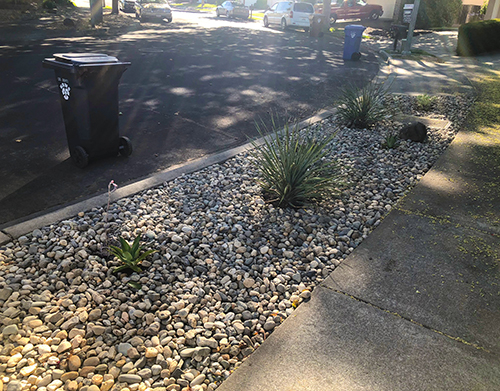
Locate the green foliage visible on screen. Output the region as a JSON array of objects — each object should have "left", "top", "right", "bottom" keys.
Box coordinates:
[
  {"left": 110, "top": 235, "right": 156, "bottom": 274},
  {"left": 42, "top": 0, "right": 56, "bottom": 9},
  {"left": 253, "top": 0, "right": 267, "bottom": 9},
  {"left": 55, "top": 0, "right": 74, "bottom": 5},
  {"left": 336, "top": 82, "right": 391, "bottom": 129},
  {"left": 382, "top": 131, "right": 399, "bottom": 149},
  {"left": 416, "top": 94, "right": 437, "bottom": 111},
  {"left": 404, "top": 0, "right": 462, "bottom": 29},
  {"left": 42, "top": 0, "right": 74, "bottom": 8},
  {"left": 249, "top": 119, "right": 341, "bottom": 208},
  {"left": 457, "top": 19, "right": 500, "bottom": 56},
  {"left": 480, "top": 0, "right": 488, "bottom": 16}
]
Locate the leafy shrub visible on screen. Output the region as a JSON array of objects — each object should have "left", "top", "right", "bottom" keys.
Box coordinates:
[
  {"left": 457, "top": 19, "right": 500, "bottom": 56},
  {"left": 110, "top": 235, "right": 155, "bottom": 274},
  {"left": 249, "top": 120, "right": 341, "bottom": 208},
  {"left": 480, "top": 0, "right": 488, "bottom": 16},
  {"left": 42, "top": 0, "right": 56, "bottom": 9},
  {"left": 55, "top": 0, "right": 75, "bottom": 6},
  {"left": 416, "top": 94, "right": 437, "bottom": 111},
  {"left": 403, "top": 0, "right": 462, "bottom": 29},
  {"left": 337, "top": 82, "right": 391, "bottom": 129},
  {"left": 253, "top": 0, "right": 267, "bottom": 9}
]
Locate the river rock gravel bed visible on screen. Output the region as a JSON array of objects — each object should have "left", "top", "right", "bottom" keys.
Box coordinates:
[{"left": 0, "top": 93, "right": 473, "bottom": 391}]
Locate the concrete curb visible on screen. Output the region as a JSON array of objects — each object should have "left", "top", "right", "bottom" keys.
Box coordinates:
[
  {"left": 0, "top": 108, "right": 337, "bottom": 245},
  {"left": 0, "top": 46, "right": 396, "bottom": 245}
]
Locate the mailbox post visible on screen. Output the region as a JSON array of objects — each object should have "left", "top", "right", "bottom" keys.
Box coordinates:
[{"left": 402, "top": 0, "right": 421, "bottom": 55}]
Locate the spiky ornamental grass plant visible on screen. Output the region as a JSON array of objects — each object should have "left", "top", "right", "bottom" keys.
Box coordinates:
[
  {"left": 249, "top": 120, "right": 341, "bottom": 208},
  {"left": 416, "top": 94, "right": 437, "bottom": 111},
  {"left": 337, "top": 82, "right": 391, "bottom": 129}
]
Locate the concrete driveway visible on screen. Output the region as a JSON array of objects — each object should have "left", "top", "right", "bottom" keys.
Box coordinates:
[{"left": 0, "top": 11, "right": 380, "bottom": 226}]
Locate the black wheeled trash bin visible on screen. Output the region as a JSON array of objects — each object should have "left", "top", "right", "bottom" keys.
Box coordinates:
[
  {"left": 309, "top": 14, "right": 326, "bottom": 38},
  {"left": 43, "top": 53, "right": 131, "bottom": 168}
]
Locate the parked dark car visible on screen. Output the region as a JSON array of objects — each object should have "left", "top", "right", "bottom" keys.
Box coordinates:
[
  {"left": 135, "top": 0, "right": 173, "bottom": 22},
  {"left": 216, "top": 1, "right": 250, "bottom": 18},
  {"left": 315, "top": 0, "right": 383, "bottom": 25},
  {"left": 119, "top": 0, "right": 136, "bottom": 13}
]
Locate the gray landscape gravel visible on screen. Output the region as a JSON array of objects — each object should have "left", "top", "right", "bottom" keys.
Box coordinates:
[{"left": 0, "top": 93, "right": 474, "bottom": 391}]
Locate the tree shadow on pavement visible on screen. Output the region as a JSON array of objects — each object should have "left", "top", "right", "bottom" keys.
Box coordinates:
[{"left": 0, "top": 21, "right": 379, "bottom": 226}]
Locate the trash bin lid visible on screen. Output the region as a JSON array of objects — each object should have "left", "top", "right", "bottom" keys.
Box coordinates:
[
  {"left": 345, "top": 25, "right": 366, "bottom": 31},
  {"left": 53, "top": 53, "right": 120, "bottom": 65}
]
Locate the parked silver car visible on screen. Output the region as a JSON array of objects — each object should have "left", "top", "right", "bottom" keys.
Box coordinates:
[
  {"left": 216, "top": 1, "right": 249, "bottom": 18},
  {"left": 264, "top": 1, "right": 314, "bottom": 31},
  {"left": 135, "top": 0, "right": 173, "bottom": 22}
]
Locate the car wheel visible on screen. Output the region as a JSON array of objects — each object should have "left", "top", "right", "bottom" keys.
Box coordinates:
[
  {"left": 280, "top": 18, "right": 287, "bottom": 30},
  {"left": 166, "top": 17, "right": 172, "bottom": 22},
  {"left": 216, "top": 8, "right": 220, "bottom": 17},
  {"left": 135, "top": 10, "right": 139, "bottom": 18},
  {"left": 330, "top": 14, "right": 337, "bottom": 25},
  {"left": 370, "top": 11, "right": 380, "bottom": 20},
  {"left": 263, "top": 15, "right": 269, "bottom": 27},
  {"left": 304, "top": 27, "right": 309, "bottom": 32},
  {"left": 226, "top": 10, "right": 230, "bottom": 18}
]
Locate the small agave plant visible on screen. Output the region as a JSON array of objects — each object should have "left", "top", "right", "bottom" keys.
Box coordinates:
[
  {"left": 382, "top": 130, "right": 399, "bottom": 149},
  {"left": 110, "top": 235, "right": 155, "bottom": 274}
]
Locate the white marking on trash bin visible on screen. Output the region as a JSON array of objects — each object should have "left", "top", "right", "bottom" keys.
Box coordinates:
[{"left": 60, "top": 82, "right": 71, "bottom": 100}]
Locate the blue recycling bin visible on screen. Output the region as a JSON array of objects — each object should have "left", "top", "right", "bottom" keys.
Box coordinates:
[{"left": 343, "top": 25, "right": 366, "bottom": 61}]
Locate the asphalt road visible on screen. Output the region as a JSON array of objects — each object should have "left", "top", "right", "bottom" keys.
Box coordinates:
[{"left": 0, "top": 11, "right": 379, "bottom": 226}]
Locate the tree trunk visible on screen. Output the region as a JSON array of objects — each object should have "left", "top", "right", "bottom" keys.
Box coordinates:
[
  {"left": 90, "top": 0, "right": 103, "bottom": 26},
  {"left": 112, "top": 0, "right": 118, "bottom": 14},
  {"left": 322, "top": 0, "right": 330, "bottom": 30}
]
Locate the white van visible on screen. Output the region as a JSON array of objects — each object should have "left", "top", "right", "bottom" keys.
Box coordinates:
[{"left": 263, "top": 2, "right": 315, "bottom": 31}]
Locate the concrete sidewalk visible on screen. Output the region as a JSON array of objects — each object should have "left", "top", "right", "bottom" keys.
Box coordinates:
[{"left": 217, "top": 35, "right": 500, "bottom": 390}]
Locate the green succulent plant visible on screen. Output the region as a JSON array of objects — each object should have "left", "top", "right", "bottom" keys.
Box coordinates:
[
  {"left": 249, "top": 118, "right": 341, "bottom": 208},
  {"left": 110, "top": 235, "right": 155, "bottom": 274},
  {"left": 416, "top": 94, "right": 437, "bottom": 111},
  {"left": 337, "top": 82, "right": 392, "bottom": 129},
  {"left": 382, "top": 131, "right": 399, "bottom": 149}
]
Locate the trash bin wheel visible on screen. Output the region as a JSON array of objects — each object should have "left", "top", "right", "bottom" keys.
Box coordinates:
[
  {"left": 71, "top": 146, "right": 89, "bottom": 168},
  {"left": 119, "top": 136, "right": 133, "bottom": 157},
  {"left": 351, "top": 52, "right": 361, "bottom": 61}
]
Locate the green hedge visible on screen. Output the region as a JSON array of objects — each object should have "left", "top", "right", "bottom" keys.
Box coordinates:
[
  {"left": 403, "top": 0, "right": 462, "bottom": 29},
  {"left": 457, "top": 19, "right": 500, "bottom": 56}
]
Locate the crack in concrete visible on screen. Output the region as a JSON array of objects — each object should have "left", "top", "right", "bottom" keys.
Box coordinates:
[{"left": 321, "top": 285, "right": 491, "bottom": 353}]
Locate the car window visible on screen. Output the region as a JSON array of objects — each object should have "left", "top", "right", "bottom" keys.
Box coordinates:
[
  {"left": 270, "top": 2, "right": 278, "bottom": 11},
  {"left": 293, "top": 2, "right": 313, "bottom": 13},
  {"left": 347, "top": 0, "right": 354, "bottom": 7},
  {"left": 277, "top": 2, "right": 291, "bottom": 11},
  {"left": 356, "top": 0, "right": 366, "bottom": 5}
]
